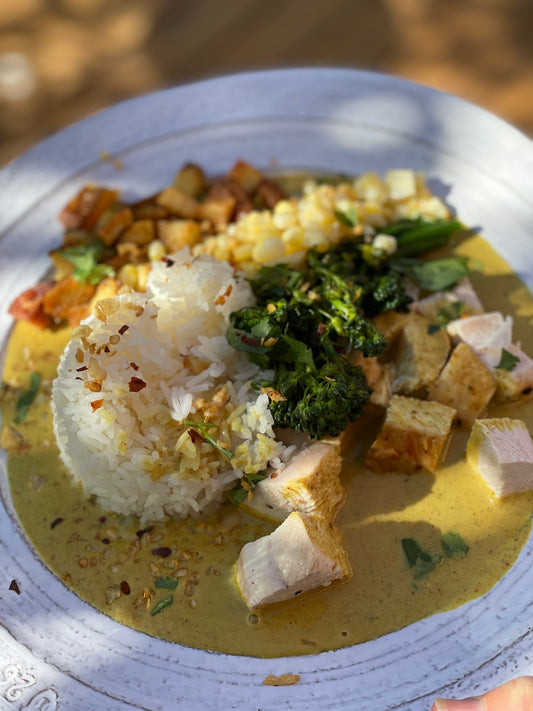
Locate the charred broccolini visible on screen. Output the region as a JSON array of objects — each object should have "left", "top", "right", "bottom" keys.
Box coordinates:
[{"left": 228, "top": 217, "right": 465, "bottom": 439}]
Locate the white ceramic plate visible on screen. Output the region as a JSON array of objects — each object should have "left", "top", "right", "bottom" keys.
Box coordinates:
[{"left": 0, "top": 68, "right": 532, "bottom": 711}]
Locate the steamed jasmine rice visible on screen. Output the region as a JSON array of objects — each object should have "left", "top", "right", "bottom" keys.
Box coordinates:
[{"left": 52, "top": 250, "right": 290, "bottom": 523}]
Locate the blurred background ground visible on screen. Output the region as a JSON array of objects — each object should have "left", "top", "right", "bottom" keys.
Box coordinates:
[{"left": 0, "top": 0, "right": 532, "bottom": 166}]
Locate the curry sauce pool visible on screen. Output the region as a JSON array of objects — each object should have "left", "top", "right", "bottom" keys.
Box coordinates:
[
  {"left": 2, "top": 234, "right": 533, "bottom": 657},
  {"left": 2, "top": 160, "right": 533, "bottom": 657}
]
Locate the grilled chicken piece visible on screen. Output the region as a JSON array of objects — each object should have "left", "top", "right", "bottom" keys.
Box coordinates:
[
  {"left": 235, "top": 511, "right": 351, "bottom": 609},
  {"left": 467, "top": 418, "right": 533, "bottom": 497},
  {"left": 392, "top": 313, "right": 451, "bottom": 396},
  {"left": 446, "top": 312, "right": 513, "bottom": 368},
  {"left": 365, "top": 394, "right": 456, "bottom": 473},
  {"left": 427, "top": 342, "right": 496, "bottom": 427},
  {"left": 241, "top": 441, "right": 345, "bottom": 523}
]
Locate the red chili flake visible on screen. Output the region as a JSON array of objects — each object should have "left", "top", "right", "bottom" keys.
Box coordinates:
[
  {"left": 118, "top": 324, "right": 129, "bottom": 335},
  {"left": 152, "top": 546, "right": 172, "bottom": 558},
  {"left": 129, "top": 376, "right": 146, "bottom": 392},
  {"left": 120, "top": 580, "right": 131, "bottom": 595},
  {"left": 129, "top": 362, "right": 139, "bottom": 371},
  {"left": 136, "top": 525, "right": 154, "bottom": 538},
  {"left": 76, "top": 366, "right": 88, "bottom": 372},
  {"left": 9, "top": 580, "right": 20, "bottom": 595},
  {"left": 50, "top": 517, "right": 64, "bottom": 529},
  {"left": 187, "top": 428, "right": 201, "bottom": 444},
  {"left": 241, "top": 334, "right": 260, "bottom": 347},
  {"left": 104, "top": 345, "right": 110, "bottom": 353},
  {"left": 91, "top": 399, "right": 104, "bottom": 412},
  {"left": 99, "top": 515, "right": 107, "bottom": 523}
]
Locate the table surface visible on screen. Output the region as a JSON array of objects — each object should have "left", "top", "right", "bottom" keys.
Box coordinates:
[{"left": 0, "top": 0, "right": 532, "bottom": 167}]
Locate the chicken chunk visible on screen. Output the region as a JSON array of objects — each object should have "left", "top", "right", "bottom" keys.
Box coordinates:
[
  {"left": 235, "top": 511, "right": 351, "bottom": 609},
  {"left": 466, "top": 418, "right": 533, "bottom": 497},
  {"left": 392, "top": 313, "right": 451, "bottom": 396},
  {"left": 446, "top": 312, "right": 513, "bottom": 368},
  {"left": 365, "top": 395, "right": 456, "bottom": 473},
  {"left": 493, "top": 343, "right": 533, "bottom": 401},
  {"left": 241, "top": 441, "right": 345, "bottom": 523},
  {"left": 427, "top": 342, "right": 496, "bottom": 427}
]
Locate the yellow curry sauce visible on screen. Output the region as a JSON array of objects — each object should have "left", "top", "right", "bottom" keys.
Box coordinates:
[{"left": 1, "top": 235, "right": 532, "bottom": 658}]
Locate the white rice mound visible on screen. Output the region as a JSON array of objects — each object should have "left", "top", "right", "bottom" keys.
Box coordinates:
[{"left": 52, "top": 249, "right": 289, "bottom": 523}]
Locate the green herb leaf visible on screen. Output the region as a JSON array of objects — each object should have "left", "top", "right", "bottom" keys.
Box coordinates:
[
  {"left": 86, "top": 263, "right": 115, "bottom": 285},
  {"left": 428, "top": 300, "right": 466, "bottom": 334},
  {"left": 401, "top": 538, "right": 442, "bottom": 579},
  {"left": 59, "top": 243, "right": 115, "bottom": 285},
  {"left": 228, "top": 471, "right": 268, "bottom": 506},
  {"left": 334, "top": 206, "right": 358, "bottom": 227},
  {"left": 150, "top": 594, "right": 173, "bottom": 616},
  {"left": 394, "top": 257, "right": 470, "bottom": 291},
  {"left": 14, "top": 372, "right": 41, "bottom": 424},
  {"left": 441, "top": 532, "right": 469, "bottom": 558},
  {"left": 155, "top": 577, "right": 179, "bottom": 590},
  {"left": 497, "top": 348, "right": 520, "bottom": 372}
]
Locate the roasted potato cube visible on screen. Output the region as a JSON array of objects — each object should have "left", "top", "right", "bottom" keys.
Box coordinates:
[
  {"left": 255, "top": 179, "right": 286, "bottom": 209},
  {"left": 158, "top": 219, "right": 202, "bottom": 252},
  {"left": 200, "top": 196, "right": 237, "bottom": 232},
  {"left": 96, "top": 206, "right": 134, "bottom": 246},
  {"left": 173, "top": 163, "right": 206, "bottom": 198},
  {"left": 392, "top": 313, "right": 450, "bottom": 396},
  {"left": 227, "top": 160, "right": 264, "bottom": 192},
  {"left": 156, "top": 186, "right": 200, "bottom": 219},
  {"left": 206, "top": 179, "right": 253, "bottom": 216},
  {"left": 365, "top": 395, "right": 456, "bottom": 473},
  {"left": 118, "top": 219, "right": 155, "bottom": 247},
  {"left": 59, "top": 186, "right": 119, "bottom": 231},
  {"left": 427, "top": 342, "right": 496, "bottom": 427},
  {"left": 42, "top": 276, "right": 96, "bottom": 324}
]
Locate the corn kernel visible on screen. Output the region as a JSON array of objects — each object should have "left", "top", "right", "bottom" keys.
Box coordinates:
[
  {"left": 117, "top": 264, "right": 139, "bottom": 290},
  {"left": 136, "top": 263, "right": 151, "bottom": 292},
  {"left": 252, "top": 236, "right": 286, "bottom": 264},
  {"left": 148, "top": 239, "right": 166, "bottom": 262},
  {"left": 281, "top": 225, "right": 304, "bottom": 254},
  {"left": 233, "top": 243, "right": 254, "bottom": 263}
]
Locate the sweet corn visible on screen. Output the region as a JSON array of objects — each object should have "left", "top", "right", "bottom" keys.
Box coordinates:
[
  {"left": 148, "top": 239, "right": 166, "bottom": 262},
  {"left": 117, "top": 264, "right": 139, "bottom": 290},
  {"left": 252, "top": 236, "right": 285, "bottom": 264}
]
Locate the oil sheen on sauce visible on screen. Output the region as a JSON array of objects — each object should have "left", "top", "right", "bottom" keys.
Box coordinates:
[{"left": 2, "top": 235, "right": 532, "bottom": 658}]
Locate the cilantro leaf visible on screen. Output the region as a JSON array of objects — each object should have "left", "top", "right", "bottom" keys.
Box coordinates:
[
  {"left": 14, "top": 372, "right": 41, "bottom": 424},
  {"left": 441, "top": 532, "right": 469, "bottom": 558},
  {"left": 497, "top": 348, "right": 520, "bottom": 371},
  {"left": 228, "top": 471, "right": 268, "bottom": 506},
  {"left": 59, "top": 243, "right": 115, "bottom": 285},
  {"left": 394, "top": 256, "right": 470, "bottom": 291},
  {"left": 401, "top": 537, "right": 442, "bottom": 579}
]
